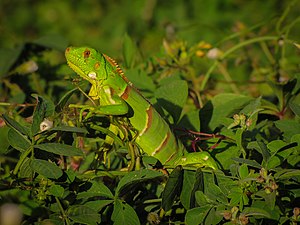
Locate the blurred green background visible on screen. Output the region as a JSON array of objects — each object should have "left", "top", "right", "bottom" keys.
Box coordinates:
[{"left": 1, "top": 0, "right": 299, "bottom": 57}]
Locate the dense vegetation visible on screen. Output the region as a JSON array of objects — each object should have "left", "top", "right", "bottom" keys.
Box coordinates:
[{"left": 1, "top": 1, "right": 300, "bottom": 224}]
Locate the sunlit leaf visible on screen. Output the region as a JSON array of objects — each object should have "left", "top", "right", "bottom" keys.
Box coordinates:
[
  {"left": 49, "top": 185, "right": 64, "bottom": 198},
  {"left": 275, "top": 120, "right": 300, "bottom": 141},
  {"left": 116, "top": 169, "right": 163, "bottom": 197},
  {"left": 33, "top": 34, "right": 68, "bottom": 51},
  {"left": 0, "top": 46, "right": 23, "bottom": 77},
  {"left": 55, "top": 88, "right": 78, "bottom": 112},
  {"left": 155, "top": 80, "right": 188, "bottom": 123},
  {"left": 200, "top": 93, "right": 252, "bottom": 131},
  {"left": 180, "top": 170, "right": 197, "bottom": 209},
  {"left": 2, "top": 114, "right": 31, "bottom": 137},
  {"left": 30, "top": 159, "right": 63, "bottom": 179},
  {"left": 185, "top": 205, "right": 211, "bottom": 225},
  {"left": 50, "top": 125, "right": 87, "bottom": 133},
  {"left": 77, "top": 181, "right": 114, "bottom": 199},
  {"left": 111, "top": 199, "right": 140, "bottom": 225},
  {"left": 84, "top": 200, "right": 114, "bottom": 212},
  {"left": 7, "top": 128, "right": 31, "bottom": 152},
  {"left": 162, "top": 166, "right": 183, "bottom": 211},
  {"left": 68, "top": 205, "right": 100, "bottom": 225},
  {"left": 243, "top": 206, "right": 271, "bottom": 218},
  {"left": 34, "top": 143, "right": 83, "bottom": 157},
  {"left": 122, "top": 33, "right": 137, "bottom": 68}
]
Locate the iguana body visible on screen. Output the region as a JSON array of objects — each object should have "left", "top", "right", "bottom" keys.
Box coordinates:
[{"left": 65, "top": 47, "right": 217, "bottom": 169}]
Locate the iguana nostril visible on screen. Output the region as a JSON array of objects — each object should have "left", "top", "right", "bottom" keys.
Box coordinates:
[{"left": 65, "top": 47, "right": 70, "bottom": 53}]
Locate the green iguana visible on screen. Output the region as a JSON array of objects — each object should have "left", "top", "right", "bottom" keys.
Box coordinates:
[{"left": 65, "top": 46, "right": 217, "bottom": 169}]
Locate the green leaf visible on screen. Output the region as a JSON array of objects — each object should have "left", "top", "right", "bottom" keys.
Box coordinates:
[
  {"left": 50, "top": 125, "right": 87, "bottom": 133},
  {"left": 235, "top": 128, "right": 245, "bottom": 155},
  {"left": 155, "top": 80, "right": 188, "bottom": 123},
  {"left": 31, "top": 94, "right": 55, "bottom": 135},
  {"left": 125, "top": 68, "right": 155, "bottom": 95},
  {"left": 251, "top": 200, "right": 281, "bottom": 220},
  {"left": 38, "top": 219, "right": 64, "bottom": 225},
  {"left": 265, "top": 157, "right": 281, "bottom": 170},
  {"left": 19, "top": 157, "right": 34, "bottom": 178},
  {"left": 180, "top": 169, "right": 204, "bottom": 209},
  {"left": 1, "top": 114, "right": 31, "bottom": 137},
  {"left": 231, "top": 157, "right": 262, "bottom": 169},
  {"left": 274, "top": 120, "right": 300, "bottom": 141},
  {"left": 267, "top": 140, "right": 287, "bottom": 153},
  {"left": 115, "top": 169, "right": 163, "bottom": 197},
  {"left": 266, "top": 140, "right": 296, "bottom": 169},
  {"left": 122, "top": 33, "right": 137, "bottom": 68},
  {"left": 215, "top": 145, "right": 240, "bottom": 170},
  {"left": 0, "top": 126, "right": 10, "bottom": 154},
  {"left": 291, "top": 134, "right": 300, "bottom": 144},
  {"left": 247, "top": 141, "right": 270, "bottom": 165},
  {"left": 3, "top": 81, "right": 26, "bottom": 103},
  {"left": 185, "top": 205, "right": 211, "bottom": 225},
  {"left": 240, "top": 97, "right": 262, "bottom": 115},
  {"left": 255, "top": 189, "right": 276, "bottom": 210},
  {"left": 84, "top": 200, "right": 114, "bottom": 212},
  {"left": 205, "top": 207, "right": 223, "bottom": 225},
  {"left": 195, "top": 191, "right": 211, "bottom": 207},
  {"left": 77, "top": 181, "right": 114, "bottom": 199},
  {"left": 228, "top": 186, "right": 244, "bottom": 206},
  {"left": 178, "top": 109, "right": 201, "bottom": 131},
  {"left": 32, "top": 34, "right": 68, "bottom": 51},
  {"left": 287, "top": 153, "right": 300, "bottom": 167},
  {"left": 0, "top": 46, "right": 23, "bottom": 77},
  {"left": 30, "top": 159, "right": 63, "bottom": 179},
  {"left": 180, "top": 170, "right": 197, "bottom": 209},
  {"left": 68, "top": 205, "right": 100, "bottom": 225},
  {"left": 162, "top": 166, "right": 183, "bottom": 211},
  {"left": 206, "top": 182, "right": 228, "bottom": 204},
  {"left": 34, "top": 143, "right": 84, "bottom": 157},
  {"left": 289, "top": 101, "right": 300, "bottom": 117},
  {"left": 200, "top": 93, "right": 252, "bottom": 131},
  {"left": 48, "top": 185, "right": 64, "bottom": 198},
  {"left": 7, "top": 128, "right": 31, "bottom": 152},
  {"left": 55, "top": 88, "right": 78, "bottom": 113},
  {"left": 242, "top": 206, "right": 271, "bottom": 218},
  {"left": 239, "top": 164, "right": 249, "bottom": 179},
  {"left": 274, "top": 169, "right": 300, "bottom": 180},
  {"left": 111, "top": 199, "right": 140, "bottom": 225}
]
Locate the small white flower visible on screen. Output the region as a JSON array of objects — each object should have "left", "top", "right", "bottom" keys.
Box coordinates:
[
  {"left": 40, "top": 119, "right": 53, "bottom": 131},
  {"left": 207, "top": 48, "right": 222, "bottom": 59}
]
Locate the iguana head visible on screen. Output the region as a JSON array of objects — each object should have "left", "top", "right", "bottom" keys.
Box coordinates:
[{"left": 65, "top": 46, "right": 108, "bottom": 83}]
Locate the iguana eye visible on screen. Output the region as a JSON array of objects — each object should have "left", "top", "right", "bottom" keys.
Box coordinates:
[
  {"left": 83, "top": 50, "right": 91, "bottom": 58},
  {"left": 88, "top": 71, "right": 97, "bottom": 80}
]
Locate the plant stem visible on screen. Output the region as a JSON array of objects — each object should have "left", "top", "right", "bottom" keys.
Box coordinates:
[
  {"left": 217, "top": 63, "right": 240, "bottom": 94},
  {"left": 201, "top": 36, "right": 279, "bottom": 91},
  {"left": 13, "top": 146, "right": 33, "bottom": 175},
  {"left": 55, "top": 197, "right": 71, "bottom": 225}
]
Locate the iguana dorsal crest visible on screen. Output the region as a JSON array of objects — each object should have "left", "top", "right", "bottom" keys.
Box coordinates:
[{"left": 102, "top": 54, "right": 130, "bottom": 83}]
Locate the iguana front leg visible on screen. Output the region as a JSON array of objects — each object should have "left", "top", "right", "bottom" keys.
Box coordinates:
[
  {"left": 69, "top": 84, "right": 131, "bottom": 166},
  {"left": 70, "top": 85, "right": 129, "bottom": 121}
]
